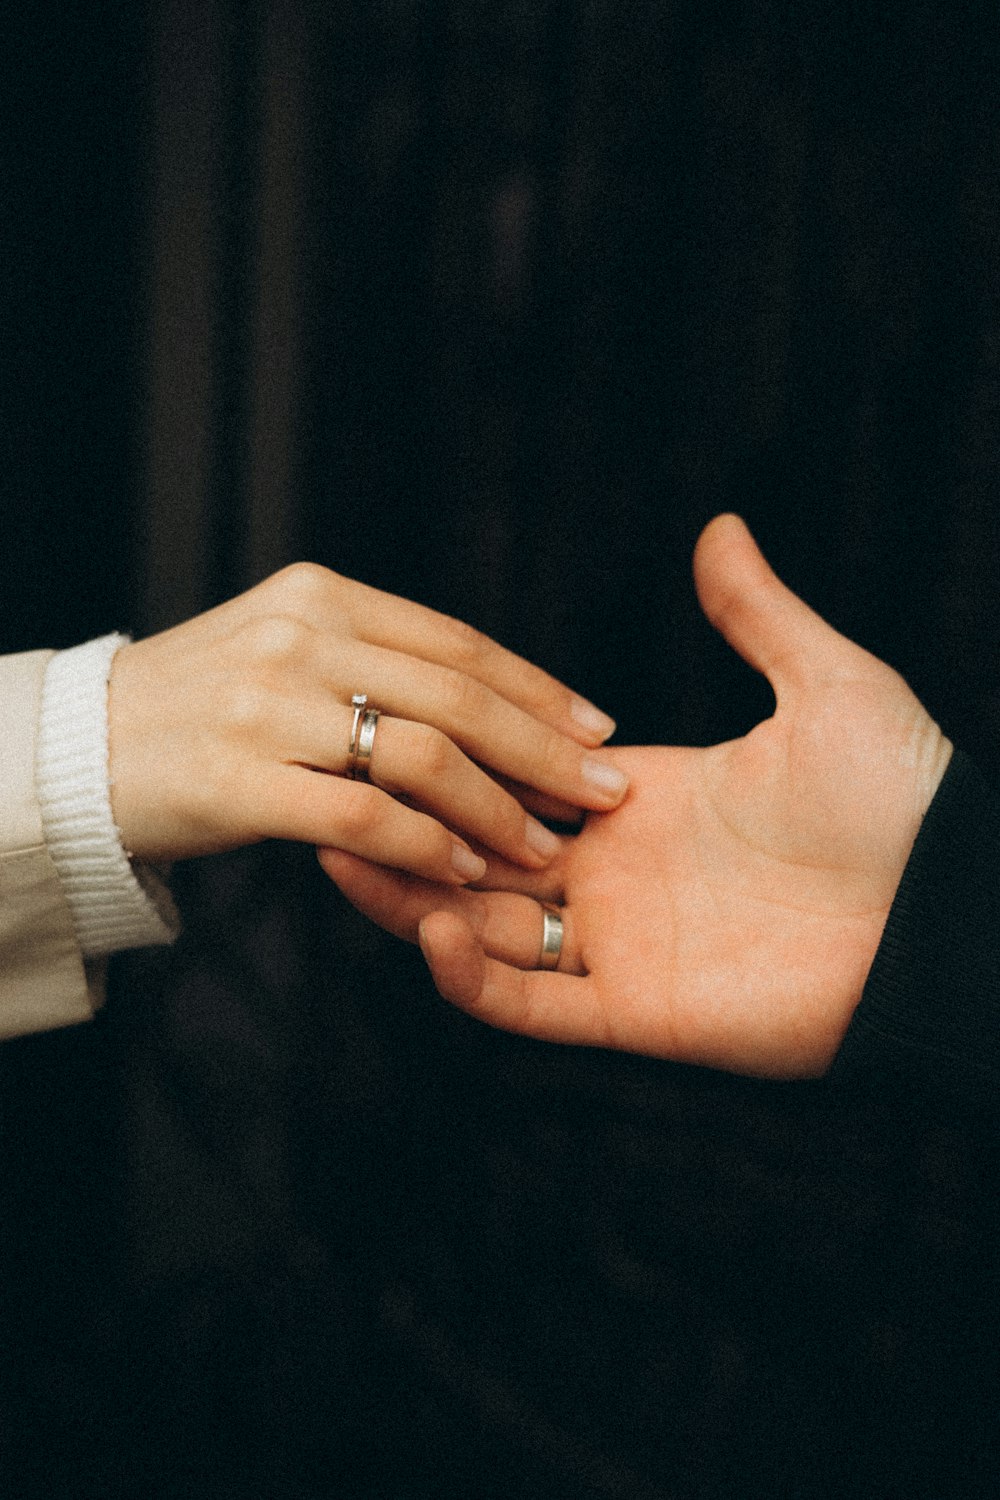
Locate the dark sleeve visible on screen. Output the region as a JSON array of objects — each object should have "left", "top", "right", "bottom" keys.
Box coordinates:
[{"left": 828, "top": 750, "right": 1000, "bottom": 1119}]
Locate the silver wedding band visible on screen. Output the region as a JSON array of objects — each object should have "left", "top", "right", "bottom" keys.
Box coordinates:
[
  {"left": 538, "top": 906, "right": 564, "bottom": 971},
  {"left": 348, "top": 692, "right": 381, "bottom": 781},
  {"left": 349, "top": 694, "right": 367, "bottom": 760}
]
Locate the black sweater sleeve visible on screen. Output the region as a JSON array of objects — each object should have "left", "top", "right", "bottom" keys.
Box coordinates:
[{"left": 829, "top": 750, "right": 1000, "bottom": 1118}]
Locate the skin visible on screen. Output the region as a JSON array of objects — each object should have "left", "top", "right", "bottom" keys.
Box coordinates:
[
  {"left": 106, "top": 561, "right": 628, "bottom": 883},
  {"left": 320, "top": 515, "right": 953, "bottom": 1080}
]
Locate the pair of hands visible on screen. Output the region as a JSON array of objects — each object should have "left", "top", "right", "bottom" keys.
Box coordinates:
[
  {"left": 321, "top": 516, "right": 953, "bottom": 1080},
  {"left": 108, "top": 515, "right": 951, "bottom": 1082}
]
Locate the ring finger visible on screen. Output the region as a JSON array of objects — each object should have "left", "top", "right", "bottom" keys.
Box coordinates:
[
  {"left": 366, "top": 714, "right": 569, "bottom": 870},
  {"left": 287, "top": 691, "right": 569, "bottom": 871},
  {"left": 318, "top": 641, "right": 630, "bottom": 813}
]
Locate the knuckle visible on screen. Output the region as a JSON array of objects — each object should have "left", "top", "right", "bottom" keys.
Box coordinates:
[
  {"left": 266, "top": 560, "right": 335, "bottom": 609},
  {"left": 441, "top": 612, "right": 484, "bottom": 669},
  {"left": 440, "top": 666, "right": 484, "bottom": 720},
  {"left": 222, "top": 682, "right": 270, "bottom": 733},
  {"left": 520, "top": 720, "right": 563, "bottom": 779},
  {"left": 239, "top": 612, "right": 311, "bottom": 666},
  {"left": 333, "top": 781, "right": 376, "bottom": 839},
  {"left": 410, "top": 722, "right": 455, "bottom": 780}
]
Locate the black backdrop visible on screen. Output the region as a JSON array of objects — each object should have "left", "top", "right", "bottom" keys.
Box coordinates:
[{"left": 3, "top": 4, "right": 1000, "bottom": 1497}]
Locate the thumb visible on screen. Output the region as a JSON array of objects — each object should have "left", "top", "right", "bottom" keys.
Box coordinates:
[{"left": 693, "top": 514, "right": 853, "bottom": 696}]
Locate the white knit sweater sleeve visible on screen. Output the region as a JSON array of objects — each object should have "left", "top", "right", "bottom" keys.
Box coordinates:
[{"left": 35, "top": 634, "right": 180, "bottom": 956}]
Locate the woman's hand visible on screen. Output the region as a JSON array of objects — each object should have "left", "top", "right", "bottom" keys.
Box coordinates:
[
  {"left": 107, "top": 562, "right": 627, "bottom": 881},
  {"left": 320, "top": 516, "right": 953, "bottom": 1079}
]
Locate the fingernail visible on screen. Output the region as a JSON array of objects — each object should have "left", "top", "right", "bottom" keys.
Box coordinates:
[
  {"left": 451, "top": 844, "right": 487, "bottom": 882},
  {"left": 582, "top": 757, "right": 629, "bottom": 802},
  {"left": 524, "top": 816, "right": 561, "bottom": 861},
  {"left": 571, "top": 696, "right": 616, "bottom": 741}
]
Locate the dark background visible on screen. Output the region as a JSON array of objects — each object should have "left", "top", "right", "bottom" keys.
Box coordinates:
[{"left": 3, "top": 3, "right": 1000, "bottom": 1496}]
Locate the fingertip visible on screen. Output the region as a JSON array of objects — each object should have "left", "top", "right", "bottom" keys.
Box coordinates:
[
  {"left": 317, "top": 844, "right": 390, "bottom": 906},
  {"left": 450, "top": 843, "right": 488, "bottom": 883},
  {"left": 418, "top": 910, "right": 484, "bottom": 1008},
  {"left": 416, "top": 913, "right": 435, "bottom": 960},
  {"left": 692, "top": 513, "right": 757, "bottom": 592},
  {"left": 317, "top": 845, "right": 353, "bottom": 880},
  {"left": 698, "top": 512, "right": 753, "bottom": 543},
  {"left": 581, "top": 756, "right": 630, "bottom": 807},
  {"left": 569, "top": 695, "right": 617, "bottom": 745},
  {"left": 523, "top": 816, "right": 562, "bottom": 864},
  {"left": 418, "top": 909, "right": 465, "bottom": 961}
]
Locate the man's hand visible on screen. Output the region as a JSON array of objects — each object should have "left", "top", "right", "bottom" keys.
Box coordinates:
[{"left": 320, "top": 515, "right": 952, "bottom": 1079}]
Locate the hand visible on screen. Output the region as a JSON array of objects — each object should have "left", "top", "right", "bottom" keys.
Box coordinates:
[
  {"left": 320, "top": 516, "right": 953, "bottom": 1079},
  {"left": 107, "top": 562, "right": 628, "bottom": 878}
]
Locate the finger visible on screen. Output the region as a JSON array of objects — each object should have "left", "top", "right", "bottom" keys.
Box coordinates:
[
  {"left": 315, "top": 640, "right": 630, "bottom": 813},
  {"left": 318, "top": 848, "right": 585, "bottom": 973},
  {"left": 334, "top": 580, "right": 617, "bottom": 746},
  {"left": 467, "top": 851, "right": 567, "bottom": 904},
  {"left": 488, "top": 773, "right": 584, "bottom": 828},
  {"left": 283, "top": 697, "right": 569, "bottom": 870},
  {"left": 693, "top": 514, "right": 860, "bottom": 698},
  {"left": 417, "top": 911, "right": 607, "bottom": 1047},
  {"left": 293, "top": 699, "right": 566, "bottom": 870},
  {"left": 257, "top": 564, "right": 615, "bottom": 745},
  {"left": 365, "top": 716, "right": 569, "bottom": 869},
  {"left": 260, "top": 765, "right": 488, "bottom": 884},
  {"left": 244, "top": 563, "right": 615, "bottom": 747}
]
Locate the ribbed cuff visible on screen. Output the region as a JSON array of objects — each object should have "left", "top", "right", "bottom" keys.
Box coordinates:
[
  {"left": 35, "top": 634, "right": 180, "bottom": 958},
  {"left": 829, "top": 751, "right": 1000, "bottom": 1117}
]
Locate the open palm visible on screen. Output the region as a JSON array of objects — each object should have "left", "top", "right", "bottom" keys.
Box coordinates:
[{"left": 320, "top": 516, "right": 952, "bottom": 1080}]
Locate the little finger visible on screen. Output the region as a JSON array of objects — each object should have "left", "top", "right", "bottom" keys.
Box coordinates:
[{"left": 263, "top": 764, "right": 487, "bottom": 884}]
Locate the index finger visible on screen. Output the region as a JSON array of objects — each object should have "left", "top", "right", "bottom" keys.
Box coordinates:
[{"left": 338, "top": 580, "right": 616, "bottom": 748}]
